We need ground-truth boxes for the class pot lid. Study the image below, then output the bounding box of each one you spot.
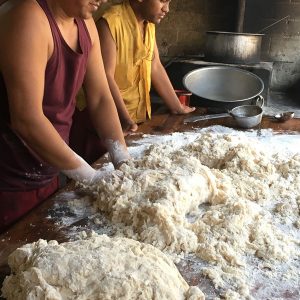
[183,66,264,103]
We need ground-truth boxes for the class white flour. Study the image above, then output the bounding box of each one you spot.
[47,126,300,300]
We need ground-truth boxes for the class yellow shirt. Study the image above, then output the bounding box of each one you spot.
[102,0,155,123]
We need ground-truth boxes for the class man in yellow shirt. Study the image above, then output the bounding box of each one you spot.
[97,0,195,133]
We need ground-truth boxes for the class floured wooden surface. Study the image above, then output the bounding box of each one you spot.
[46,126,300,300]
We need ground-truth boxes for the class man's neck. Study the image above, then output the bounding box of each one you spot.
[129,0,144,25]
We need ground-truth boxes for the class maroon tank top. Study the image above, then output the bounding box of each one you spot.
[0,0,92,191]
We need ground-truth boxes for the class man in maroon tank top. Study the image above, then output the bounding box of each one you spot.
[0,0,130,233]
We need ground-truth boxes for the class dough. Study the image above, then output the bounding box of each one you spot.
[1,234,204,300]
[81,130,300,297]
[5,129,299,299]
[91,143,219,255]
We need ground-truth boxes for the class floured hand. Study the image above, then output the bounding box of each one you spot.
[62,154,116,184]
[104,139,131,168]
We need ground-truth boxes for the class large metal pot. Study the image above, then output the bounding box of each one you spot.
[204,31,264,64]
[183,66,264,110]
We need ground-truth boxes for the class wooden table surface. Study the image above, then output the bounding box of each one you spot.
[1,108,300,298]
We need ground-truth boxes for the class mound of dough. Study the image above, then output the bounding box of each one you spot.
[91,148,218,254]
[1,234,204,300]
[82,131,300,297]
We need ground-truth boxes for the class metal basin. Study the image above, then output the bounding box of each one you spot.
[183,66,264,109]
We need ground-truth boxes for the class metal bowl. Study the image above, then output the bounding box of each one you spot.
[183,66,264,107]
[230,105,263,128]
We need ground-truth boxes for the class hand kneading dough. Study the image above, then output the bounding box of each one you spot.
[1,234,205,300]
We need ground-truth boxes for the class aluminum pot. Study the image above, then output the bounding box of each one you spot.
[204,31,264,64]
[230,105,263,128]
[183,66,264,110]
[184,104,263,129]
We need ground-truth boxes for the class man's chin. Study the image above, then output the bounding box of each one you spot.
[81,13,94,20]
[150,18,162,25]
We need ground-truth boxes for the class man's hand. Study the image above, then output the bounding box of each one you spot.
[62,154,125,184]
[104,139,131,169]
[122,119,138,136]
[91,168,121,183]
[62,155,101,184]
[171,104,196,115]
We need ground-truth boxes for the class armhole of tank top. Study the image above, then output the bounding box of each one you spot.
[35,0,57,65]
[103,16,118,51]
[78,18,92,50]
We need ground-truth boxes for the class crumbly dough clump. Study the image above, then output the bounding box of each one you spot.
[85,131,300,297]
[2,234,204,300]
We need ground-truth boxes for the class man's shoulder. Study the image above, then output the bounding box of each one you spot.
[102,3,124,19]
[1,0,45,17]
[0,0,51,52]
[0,0,49,31]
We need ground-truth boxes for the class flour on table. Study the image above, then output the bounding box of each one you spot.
[1,233,204,300]
[77,127,300,299]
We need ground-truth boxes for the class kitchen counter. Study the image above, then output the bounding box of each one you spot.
[1,108,300,299]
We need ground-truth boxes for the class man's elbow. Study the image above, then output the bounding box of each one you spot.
[10,115,41,141]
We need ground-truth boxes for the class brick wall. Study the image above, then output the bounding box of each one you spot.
[243,0,300,92]
[156,0,237,60]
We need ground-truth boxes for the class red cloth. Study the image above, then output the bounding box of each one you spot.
[69,108,107,164]
[0,176,59,233]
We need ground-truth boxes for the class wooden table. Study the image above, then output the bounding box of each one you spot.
[1,108,300,298]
